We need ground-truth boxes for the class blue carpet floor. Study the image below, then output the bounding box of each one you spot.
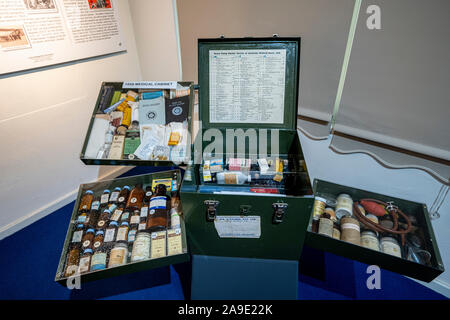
[0,166,446,300]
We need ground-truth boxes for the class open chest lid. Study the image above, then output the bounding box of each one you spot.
[198,37,301,131]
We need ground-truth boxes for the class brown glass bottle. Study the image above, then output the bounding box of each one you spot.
[78,190,94,213]
[146,184,171,231]
[117,185,131,206]
[64,244,80,277]
[96,209,111,230]
[126,184,145,210]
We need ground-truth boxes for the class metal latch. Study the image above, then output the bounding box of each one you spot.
[272,202,288,224]
[240,205,251,215]
[205,200,219,222]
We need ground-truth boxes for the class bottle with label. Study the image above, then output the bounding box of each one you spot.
[96,209,111,230]
[86,207,100,228]
[170,208,181,229]
[76,211,88,225]
[128,225,138,245]
[318,212,333,237]
[116,222,130,242]
[81,228,95,250]
[104,221,119,245]
[110,206,124,222]
[146,184,171,231]
[131,231,151,262]
[126,184,145,210]
[64,244,80,277]
[71,224,84,245]
[108,242,129,268]
[92,230,104,250]
[120,210,130,224]
[91,244,108,271]
[100,189,110,207]
[380,236,402,258]
[130,210,141,226]
[216,171,251,185]
[78,190,94,213]
[109,187,121,204]
[117,186,131,206]
[78,248,93,274]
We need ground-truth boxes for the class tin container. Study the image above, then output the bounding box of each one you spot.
[380,236,402,258]
[340,216,360,245]
[335,194,353,219]
[318,217,333,237]
[360,230,380,251]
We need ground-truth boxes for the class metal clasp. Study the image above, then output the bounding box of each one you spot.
[205,200,219,222]
[386,201,398,213]
[272,202,288,224]
[240,205,251,216]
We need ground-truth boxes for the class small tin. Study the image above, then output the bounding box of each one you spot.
[336,194,353,219]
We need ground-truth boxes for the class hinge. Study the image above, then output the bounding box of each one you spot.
[205,200,219,222]
[272,202,288,224]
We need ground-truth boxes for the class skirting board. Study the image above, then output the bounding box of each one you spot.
[0,166,132,241]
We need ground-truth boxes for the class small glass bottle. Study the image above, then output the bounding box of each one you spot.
[120,210,130,224]
[64,244,80,277]
[92,230,104,250]
[104,221,119,245]
[78,190,94,213]
[96,209,111,230]
[81,228,95,250]
[170,208,181,229]
[146,184,171,231]
[143,186,153,204]
[127,225,138,244]
[129,210,141,226]
[71,224,84,245]
[126,184,145,210]
[86,208,99,228]
[78,248,93,274]
[76,211,88,225]
[318,212,333,237]
[117,186,131,206]
[100,189,110,207]
[109,187,121,204]
[116,222,130,242]
[110,206,124,222]
[91,244,108,271]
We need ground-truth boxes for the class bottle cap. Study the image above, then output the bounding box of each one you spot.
[114,187,121,191]
[76,224,84,229]
[103,209,111,214]
[123,186,131,190]
[109,221,119,227]
[120,222,129,227]
[103,189,111,194]
[95,230,105,236]
[86,228,95,233]
[85,190,94,194]
[83,249,93,254]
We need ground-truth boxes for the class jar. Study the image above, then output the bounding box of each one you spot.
[96,209,110,229]
[336,194,353,219]
[380,236,402,258]
[311,197,327,233]
[92,230,104,250]
[170,208,181,229]
[324,207,337,222]
[361,214,379,233]
[100,189,110,206]
[361,230,380,251]
[78,190,94,213]
[104,221,119,244]
[340,216,360,245]
[108,243,128,267]
[91,246,107,271]
[71,224,84,245]
[81,228,95,250]
[64,245,80,277]
[318,213,333,237]
[116,222,129,242]
[131,231,151,262]
[78,248,93,274]
[109,187,121,204]
[332,222,341,240]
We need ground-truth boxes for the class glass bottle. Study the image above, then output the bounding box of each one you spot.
[130,210,141,226]
[91,243,108,271]
[92,230,104,250]
[71,224,84,245]
[78,248,93,274]
[127,225,138,244]
[143,186,153,204]
[146,184,171,231]
[86,207,100,228]
[120,210,130,224]
[81,228,95,250]
[104,221,119,245]
[116,222,130,242]
[117,186,131,206]
[109,187,121,204]
[96,209,111,230]
[64,244,80,277]
[126,184,145,210]
[110,205,124,222]
[100,189,110,207]
[78,190,94,213]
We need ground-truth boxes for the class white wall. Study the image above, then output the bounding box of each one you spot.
[0,0,141,238]
[128,0,181,80]
[298,130,450,297]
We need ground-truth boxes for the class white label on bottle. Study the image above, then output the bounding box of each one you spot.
[130,197,137,204]
[130,215,140,225]
[100,194,109,204]
[82,240,91,248]
[121,212,129,221]
[149,209,155,215]
[98,220,105,227]
[140,206,148,217]
[78,257,91,273]
[91,253,107,266]
[110,192,120,202]
[116,228,128,241]
[93,241,102,248]
[91,201,100,210]
[77,215,86,223]
[214,216,261,238]
[118,196,125,203]
[150,197,167,210]
[104,229,116,242]
[72,230,83,243]
[111,210,122,221]
[171,214,180,229]
[146,191,152,197]
[138,223,146,230]
[128,230,137,242]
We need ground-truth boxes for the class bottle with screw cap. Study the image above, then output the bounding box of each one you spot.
[78,190,94,213]
[109,187,121,204]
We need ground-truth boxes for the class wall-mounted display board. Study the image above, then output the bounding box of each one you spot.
[0,0,125,75]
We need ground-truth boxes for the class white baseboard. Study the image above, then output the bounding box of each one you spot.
[0,166,132,241]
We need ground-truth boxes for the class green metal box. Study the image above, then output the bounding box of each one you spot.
[55,169,189,286]
[180,37,315,261]
[80,81,194,167]
[306,179,444,282]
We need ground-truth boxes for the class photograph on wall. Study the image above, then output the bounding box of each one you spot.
[23,0,58,13]
[0,0,125,75]
[88,0,112,10]
[0,25,31,51]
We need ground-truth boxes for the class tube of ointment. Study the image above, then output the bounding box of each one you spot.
[142,91,163,100]
[104,98,125,114]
